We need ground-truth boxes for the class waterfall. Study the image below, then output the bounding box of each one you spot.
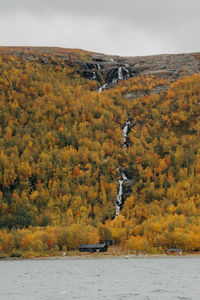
[112,67,123,83]
[92,71,97,80]
[122,172,127,180]
[124,67,130,78]
[118,67,123,80]
[115,171,128,217]
[98,83,107,93]
[115,121,130,217]
[122,121,130,147]
[112,67,130,84]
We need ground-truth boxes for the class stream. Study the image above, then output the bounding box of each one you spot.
[97,67,131,216]
[98,66,130,93]
[115,121,130,217]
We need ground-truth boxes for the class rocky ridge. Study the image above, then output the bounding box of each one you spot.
[1,47,200,93]
[81,52,200,90]
[56,51,200,95]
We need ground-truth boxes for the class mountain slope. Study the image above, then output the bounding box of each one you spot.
[1,47,200,255]
[1,46,200,87]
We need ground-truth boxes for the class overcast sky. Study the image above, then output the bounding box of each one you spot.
[0,0,200,56]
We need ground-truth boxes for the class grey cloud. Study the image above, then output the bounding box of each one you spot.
[1,0,200,18]
[1,0,200,37]
[0,0,200,56]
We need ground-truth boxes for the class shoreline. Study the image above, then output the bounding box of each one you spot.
[2,252,200,261]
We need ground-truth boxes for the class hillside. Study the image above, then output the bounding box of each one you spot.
[1,47,200,256]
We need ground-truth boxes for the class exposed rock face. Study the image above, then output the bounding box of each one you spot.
[119,167,139,181]
[79,52,200,90]
[122,179,135,193]
[1,47,200,92]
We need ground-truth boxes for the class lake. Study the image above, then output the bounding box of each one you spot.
[0,256,200,300]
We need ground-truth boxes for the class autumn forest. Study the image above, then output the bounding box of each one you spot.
[1,50,200,257]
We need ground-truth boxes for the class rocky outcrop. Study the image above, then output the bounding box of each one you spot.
[122,179,135,193]
[78,52,200,90]
[119,166,139,180]
[1,47,200,92]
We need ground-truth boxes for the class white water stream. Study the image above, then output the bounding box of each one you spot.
[98,64,130,93]
[122,121,130,147]
[97,67,131,216]
[115,121,130,217]
[112,67,130,84]
[115,172,127,216]
[92,71,97,80]
[118,67,123,80]
[98,83,107,93]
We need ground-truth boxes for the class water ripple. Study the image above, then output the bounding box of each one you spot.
[1,258,200,300]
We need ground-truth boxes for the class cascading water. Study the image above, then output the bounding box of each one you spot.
[112,67,122,83]
[115,121,130,217]
[124,67,130,78]
[118,67,123,81]
[112,67,130,84]
[98,67,131,217]
[115,172,127,216]
[96,65,131,216]
[123,121,130,147]
[92,71,97,80]
[98,83,107,93]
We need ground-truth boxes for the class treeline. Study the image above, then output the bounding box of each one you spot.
[0,224,101,257]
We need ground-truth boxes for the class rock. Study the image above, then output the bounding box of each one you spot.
[92,57,105,62]
[119,167,138,180]
[79,70,100,81]
[123,179,135,193]
[84,62,103,70]
[130,65,149,74]
[74,52,200,89]
[105,66,130,84]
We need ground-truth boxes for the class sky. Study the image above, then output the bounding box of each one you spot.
[0,0,200,56]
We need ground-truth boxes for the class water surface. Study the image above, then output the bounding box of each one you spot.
[0,257,200,300]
